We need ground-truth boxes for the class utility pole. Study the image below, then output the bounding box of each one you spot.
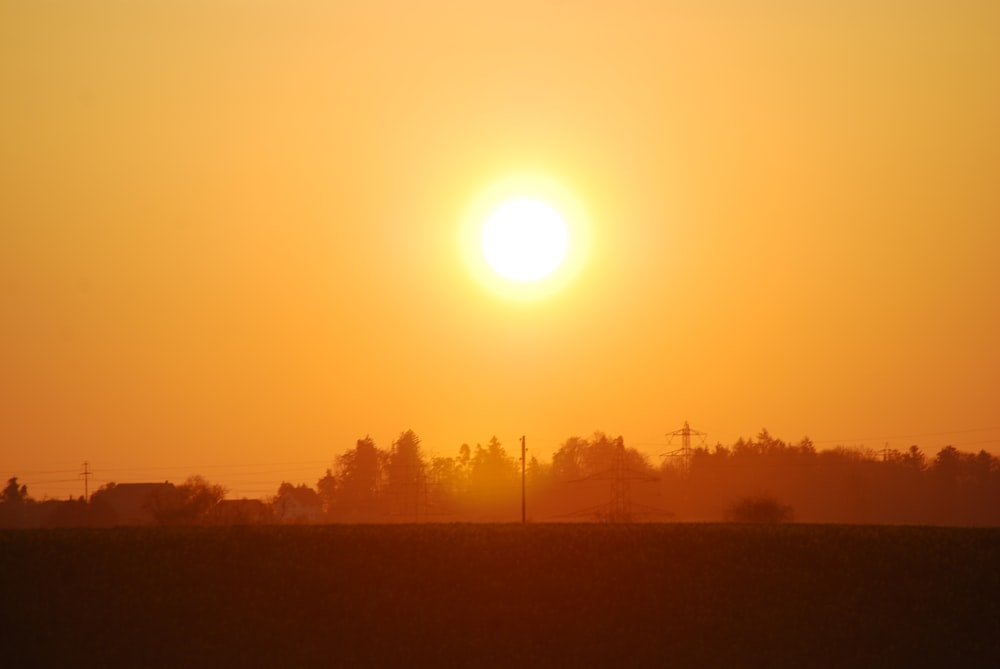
[521,435,526,524]
[565,435,660,522]
[662,421,707,476]
[80,461,92,503]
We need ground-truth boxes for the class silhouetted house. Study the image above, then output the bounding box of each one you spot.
[273,486,323,524]
[212,498,271,525]
[96,482,176,525]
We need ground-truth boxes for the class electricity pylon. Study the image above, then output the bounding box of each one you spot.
[568,436,659,522]
[662,421,707,476]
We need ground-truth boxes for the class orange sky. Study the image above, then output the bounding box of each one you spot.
[3,1,999,500]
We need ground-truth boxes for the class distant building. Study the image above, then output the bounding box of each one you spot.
[94,482,176,525]
[273,485,323,524]
[212,498,271,525]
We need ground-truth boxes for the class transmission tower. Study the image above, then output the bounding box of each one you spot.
[662,421,707,476]
[608,437,629,521]
[568,436,659,522]
[879,443,891,463]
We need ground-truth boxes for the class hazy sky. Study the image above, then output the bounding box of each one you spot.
[3,1,998,499]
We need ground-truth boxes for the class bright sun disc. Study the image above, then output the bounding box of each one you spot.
[481,199,568,282]
[459,171,591,301]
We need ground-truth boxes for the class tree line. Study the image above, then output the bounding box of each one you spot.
[3,428,999,527]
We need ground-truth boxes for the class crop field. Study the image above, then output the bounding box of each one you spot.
[2,524,999,667]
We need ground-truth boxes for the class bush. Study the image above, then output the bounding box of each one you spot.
[725,494,794,523]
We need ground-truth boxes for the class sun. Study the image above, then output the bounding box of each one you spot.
[460,171,591,301]
[481,198,568,282]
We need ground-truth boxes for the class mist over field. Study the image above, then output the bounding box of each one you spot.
[5,430,999,528]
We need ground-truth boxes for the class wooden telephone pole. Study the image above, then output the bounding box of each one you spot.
[81,461,92,503]
[521,435,526,524]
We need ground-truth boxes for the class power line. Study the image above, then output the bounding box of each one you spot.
[951,439,1000,448]
[813,425,1000,444]
[7,468,80,476]
[94,459,332,473]
[633,426,1000,449]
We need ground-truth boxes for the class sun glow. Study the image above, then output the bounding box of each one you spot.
[461,172,590,301]
[481,199,568,282]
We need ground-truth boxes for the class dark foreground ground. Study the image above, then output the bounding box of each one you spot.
[1,524,998,668]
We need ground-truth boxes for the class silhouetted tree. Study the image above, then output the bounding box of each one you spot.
[149,476,226,525]
[0,477,32,528]
[428,454,464,514]
[468,437,518,511]
[967,449,1000,525]
[457,443,472,482]
[903,445,926,471]
[2,477,29,504]
[551,436,589,480]
[553,433,654,480]
[316,469,337,516]
[526,454,546,485]
[334,436,387,520]
[725,494,794,523]
[384,430,426,521]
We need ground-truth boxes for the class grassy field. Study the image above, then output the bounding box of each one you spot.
[2,524,998,667]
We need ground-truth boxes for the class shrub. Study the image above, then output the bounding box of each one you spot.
[725,494,794,523]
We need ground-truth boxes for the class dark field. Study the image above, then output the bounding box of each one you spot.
[2,524,999,668]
